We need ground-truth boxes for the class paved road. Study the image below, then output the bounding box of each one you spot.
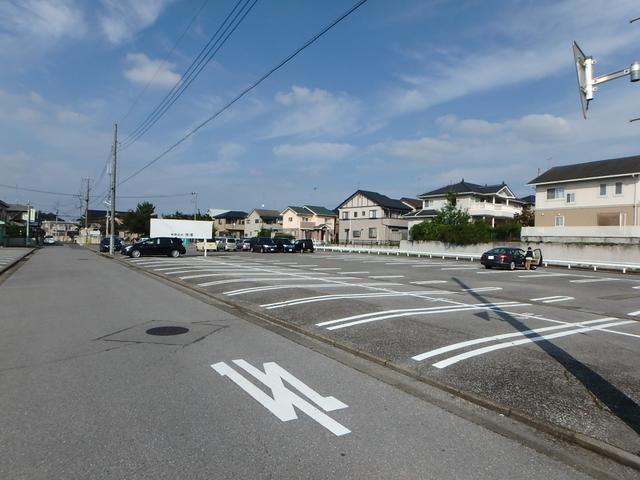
[123,250,640,462]
[1,246,634,479]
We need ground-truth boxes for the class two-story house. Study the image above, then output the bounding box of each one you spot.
[244,209,282,238]
[280,205,338,242]
[405,180,523,231]
[522,154,640,242]
[41,220,78,242]
[337,190,411,245]
[213,211,247,238]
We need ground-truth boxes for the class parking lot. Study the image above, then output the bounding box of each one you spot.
[123,250,640,456]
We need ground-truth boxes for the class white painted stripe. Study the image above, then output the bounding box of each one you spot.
[411,280,448,285]
[317,301,526,328]
[312,267,341,271]
[198,276,358,287]
[633,286,640,289]
[368,275,404,279]
[517,273,578,278]
[326,303,530,331]
[628,310,640,316]
[462,287,502,293]
[412,318,616,361]
[441,266,479,270]
[411,263,451,267]
[262,291,454,309]
[180,272,292,280]
[530,295,574,303]
[224,282,401,296]
[338,271,369,275]
[570,278,619,283]
[432,320,636,368]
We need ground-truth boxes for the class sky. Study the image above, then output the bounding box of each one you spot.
[1,0,640,220]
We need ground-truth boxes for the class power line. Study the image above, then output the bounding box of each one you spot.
[0,183,81,197]
[120,0,256,150]
[120,0,211,125]
[119,0,369,186]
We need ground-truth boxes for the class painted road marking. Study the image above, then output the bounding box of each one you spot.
[628,311,640,316]
[462,287,503,293]
[412,318,616,361]
[530,295,574,303]
[368,275,404,279]
[318,302,530,330]
[262,290,456,309]
[312,267,341,271]
[570,278,620,283]
[338,271,369,275]
[198,276,358,287]
[212,360,350,436]
[224,282,404,296]
[180,271,299,280]
[441,266,479,270]
[516,273,580,279]
[432,320,635,369]
[411,280,448,285]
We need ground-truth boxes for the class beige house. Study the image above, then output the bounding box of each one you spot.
[523,155,640,243]
[405,180,524,231]
[243,209,282,238]
[41,220,78,242]
[337,190,411,245]
[280,205,337,242]
[213,211,247,238]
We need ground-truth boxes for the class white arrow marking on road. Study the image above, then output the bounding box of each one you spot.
[211,360,350,436]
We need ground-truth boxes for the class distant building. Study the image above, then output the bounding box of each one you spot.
[213,211,247,238]
[0,200,8,245]
[523,154,640,243]
[41,220,78,242]
[280,205,338,242]
[207,208,230,218]
[244,209,282,238]
[336,190,411,244]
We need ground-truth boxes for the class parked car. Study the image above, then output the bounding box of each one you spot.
[195,239,218,252]
[217,237,237,251]
[251,237,277,253]
[127,237,186,258]
[293,238,314,253]
[240,239,252,251]
[121,238,148,255]
[480,247,543,270]
[43,235,56,245]
[99,237,123,252]
[274,237,295,253]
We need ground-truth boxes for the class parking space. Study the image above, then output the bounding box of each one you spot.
[123,250,640,455]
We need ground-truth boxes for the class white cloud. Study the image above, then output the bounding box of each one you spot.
[99,0,172,45]
[123,53,181,88]
[273,142,355,160]
[267,86,361,139]
[0,0,86,39]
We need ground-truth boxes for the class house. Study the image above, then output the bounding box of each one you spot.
[405,180,524,231]
[336,190,411,245]
[6,203,34,225]
[213,211,247,238]
[522,154,640,243]
[0,200,8,245]
[41,220,78,242]
[244,209,282,238]
[280,205,338,242]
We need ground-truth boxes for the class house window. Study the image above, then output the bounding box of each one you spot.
[599,183,607,196]
[352,230,361,238]
[288,217,292,222]
[555,215,564,227]
[362,211,366,216]
[615,182,623,195]
[254,219,260,224]
[425,199,433,207]
[566,193,575,203]
[369,210,377,219]
[546,187,564,200]
[353,211,358,218]
[368,227,377,238]
[342,212,349,220]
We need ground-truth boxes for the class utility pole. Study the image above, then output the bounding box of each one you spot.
[84,178,90,245]
[25,201,31,247]
[109,124,118,255]
[192,191,198,220]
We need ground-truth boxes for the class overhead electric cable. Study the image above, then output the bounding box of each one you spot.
[119,0,369,186]
[120,0,211,124]
[0,183,81,197]
[119,0,255,150]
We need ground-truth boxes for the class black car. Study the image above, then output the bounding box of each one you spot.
[251,237,277,253]
[480,247,542,270]
[127,237,186,258]
[99,237,122,252]
[274,237,295,253]
[293,238,314,253]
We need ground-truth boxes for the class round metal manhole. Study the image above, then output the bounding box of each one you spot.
[146,326,189,336]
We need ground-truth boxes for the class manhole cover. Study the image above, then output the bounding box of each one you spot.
[146,326,189,336]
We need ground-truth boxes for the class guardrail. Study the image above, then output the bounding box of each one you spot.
[315,245,640,273]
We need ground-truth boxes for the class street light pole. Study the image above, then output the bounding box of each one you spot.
[192,192,198,220]
[109,124,117,255]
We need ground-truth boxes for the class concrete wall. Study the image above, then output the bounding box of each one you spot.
[400,239,640,264]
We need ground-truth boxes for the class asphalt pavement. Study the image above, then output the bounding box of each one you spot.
[1,246,636,479]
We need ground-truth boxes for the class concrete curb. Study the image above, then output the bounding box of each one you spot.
[100,249,640,472]
[0,248,36,276]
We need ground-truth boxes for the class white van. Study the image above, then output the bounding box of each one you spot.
[217,237,237,251]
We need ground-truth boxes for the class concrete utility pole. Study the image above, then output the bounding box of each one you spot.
[25,201,31,247]
[192,192,198,220]
[84,178,91,245]
[109,124,118,255]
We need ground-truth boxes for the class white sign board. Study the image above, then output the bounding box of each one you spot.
[150,218,213,239]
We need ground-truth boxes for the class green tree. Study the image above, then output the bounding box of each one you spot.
[124,201,156,235]
[37,211,58,221]
[513,205,535,227]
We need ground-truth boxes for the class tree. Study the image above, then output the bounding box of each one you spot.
[38,211,57,221]
[513,206,535,227]
[124,202,156,235]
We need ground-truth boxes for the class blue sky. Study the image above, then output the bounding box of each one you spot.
[1,0,640,219]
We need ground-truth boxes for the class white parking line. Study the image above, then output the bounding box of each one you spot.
[570,278,620,283]
[225,282,403,296]
[628,310,640,316]
[412,318,617,361]
[338,271,369,275]
[181,271,295,280]
[262,290,456,309]
[516,273,579,279]
[462,287,502,293]
[198,276,358,287]
[441,266,479,271]
[432,319,636,369]
[318,302,530,330]
[312,267,341,271]
[368,275,404,279]
[411,280,448,285]
[530,295,574,303]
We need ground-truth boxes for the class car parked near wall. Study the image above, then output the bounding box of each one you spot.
[239,239,252,251]
[217,237,237,251]
[480,247,542,270]
[293,238,314,253]
[127,237,186,258]
[99,237,122,252]
[274,237,295,253]
[251,237,277,253]
[195,239,218,252]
